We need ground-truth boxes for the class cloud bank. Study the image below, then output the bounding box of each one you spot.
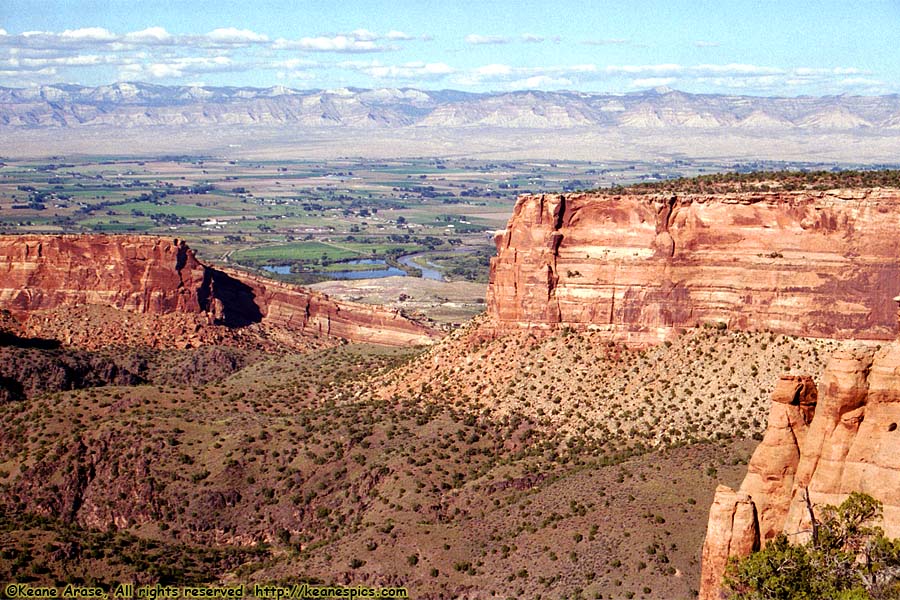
[0,24,888,95]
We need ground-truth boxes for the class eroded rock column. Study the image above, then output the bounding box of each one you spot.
[699,375,817,600]
[740,375,817,543]
[699,487,759,600]
[781,345,875,542]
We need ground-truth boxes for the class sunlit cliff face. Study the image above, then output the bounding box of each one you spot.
[487,189,900,344]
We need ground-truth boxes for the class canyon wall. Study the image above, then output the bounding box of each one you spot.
[0,234,438,347]
[699,342,900,599]
[487,189,900,344]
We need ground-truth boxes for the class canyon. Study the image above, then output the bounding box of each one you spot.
[487,187,900,344]
[5,177,900,596]
[0,234,438,348]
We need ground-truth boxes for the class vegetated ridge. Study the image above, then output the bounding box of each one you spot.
[610,168,900,193]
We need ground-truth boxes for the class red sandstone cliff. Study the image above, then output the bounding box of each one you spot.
[0,235,438,347]
[699,342,900,599]
[487,189,900,343]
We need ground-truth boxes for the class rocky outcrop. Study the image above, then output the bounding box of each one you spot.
[487,190,900,344]
[220,267,437,345]
[699,340,900,599]
[0,235,438,347]
[699,375,818,599]
[0,234,207,315]
[741,375,817,543]
[699,487,759,599]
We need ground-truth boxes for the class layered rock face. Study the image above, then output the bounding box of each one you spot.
[487,189,900,343]
[0,235,437,347]
[0,234,207,315]
[699,344,900,599]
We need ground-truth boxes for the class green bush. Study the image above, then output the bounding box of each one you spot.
[725,492,900,599]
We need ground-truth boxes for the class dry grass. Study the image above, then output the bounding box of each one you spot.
[379,317,839,448]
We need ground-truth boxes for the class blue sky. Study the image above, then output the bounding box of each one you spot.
[0,0,897,95]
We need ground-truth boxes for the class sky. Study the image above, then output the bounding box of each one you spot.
[0,0,898,95]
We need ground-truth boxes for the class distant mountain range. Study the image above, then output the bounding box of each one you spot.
[2,83,900,131]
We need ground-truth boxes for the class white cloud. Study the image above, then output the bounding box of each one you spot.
[386,30,414,41]
[0,25,271,50]
[0,26,420,54]
[600,63,865,81]
[833,67,865,75]
[369,61,454,79]
[453,63,599,87]
[145,63,185,78]
[693,41,720,48]
[0,66,56,77]
[565,64,598,74]
[607,64,878,93]
[275,35,384,52]
[271,28,418,51]
[465,34,510,45]
[514,75,572,88]
[605,64,683,75]
[3,54,107,69]
[119,56,235,79]
[205,27,268,43]
[689,75,780,89]
[301,36,378,52]
[124,27,173,43]
[448,61,851,91]
[274,58,318,69]
[59,55,105,66]
[694,63,782,75]
[0,25,425,85]
[339,59,454,80]
[59,27,116,41]
[0,24,886,96]
[276,70,314,82]
[840,77,884,86]
[794,66,864,76]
